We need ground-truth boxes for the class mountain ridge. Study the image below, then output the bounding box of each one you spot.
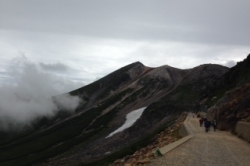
[2,56,250,166]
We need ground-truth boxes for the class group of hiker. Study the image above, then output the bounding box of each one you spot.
[199,117,217,132]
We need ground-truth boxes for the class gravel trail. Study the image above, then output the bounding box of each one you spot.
[148,113,250,166]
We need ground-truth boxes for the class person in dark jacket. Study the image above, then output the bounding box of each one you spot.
[204,119,211,132]
[207,120,211,131]
[213,120,217,131]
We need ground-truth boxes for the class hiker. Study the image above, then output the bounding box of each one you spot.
[199,117,203,127]
[213,120,217,131]
[207,120,211,131]
[204,118,210,132]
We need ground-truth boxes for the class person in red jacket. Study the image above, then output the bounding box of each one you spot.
[199,117,204,127]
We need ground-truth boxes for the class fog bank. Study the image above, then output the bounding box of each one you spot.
[0,57,83,131]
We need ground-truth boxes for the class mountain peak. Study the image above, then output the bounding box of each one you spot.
[133,61,144,65]
[129,61,145,67]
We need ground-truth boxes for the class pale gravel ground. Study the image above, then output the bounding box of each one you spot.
[148,113,250,166]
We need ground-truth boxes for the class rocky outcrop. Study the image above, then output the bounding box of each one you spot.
[217,54,250,89]
[204,55,250,131]
[207,82,250,130]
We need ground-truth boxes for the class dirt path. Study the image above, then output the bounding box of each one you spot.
[148,113,250,166]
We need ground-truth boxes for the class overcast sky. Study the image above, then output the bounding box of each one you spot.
[1,0,250,91]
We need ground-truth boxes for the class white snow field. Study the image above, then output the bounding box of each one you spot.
[106,107,147,138]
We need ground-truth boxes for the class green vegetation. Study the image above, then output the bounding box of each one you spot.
[206,89,227,108]
[171,83,197,104]
[158,83,199,112]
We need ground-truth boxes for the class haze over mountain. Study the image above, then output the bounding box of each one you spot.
[0,57,83,131]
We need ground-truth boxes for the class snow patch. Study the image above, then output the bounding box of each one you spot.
[106,107,147,138]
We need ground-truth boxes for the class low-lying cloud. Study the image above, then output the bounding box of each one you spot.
[0,57,83,131]
[224,60,237,68]
[39,62,69,72]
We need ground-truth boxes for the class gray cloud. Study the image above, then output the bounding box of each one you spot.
[1,0,250,46]
[224,60,237,68]
[39,62,69,72]
[0,30,249,85]
[0,57,83,131]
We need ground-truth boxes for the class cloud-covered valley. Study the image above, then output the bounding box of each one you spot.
[0,57,83,131]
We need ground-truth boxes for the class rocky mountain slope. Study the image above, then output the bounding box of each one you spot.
[206,54,250,131]
[0,59,232,166]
